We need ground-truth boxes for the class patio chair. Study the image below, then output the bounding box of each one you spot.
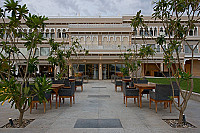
[58,81,75,107]
[51,79,65,100]
[137,79,150,99]
[129,79,137,88]
[115,76,122,92]
[149,84,172,113]
[75,76,83,92]
[123,81,139,107]
[172,81,180,106]
[30,85,52,113]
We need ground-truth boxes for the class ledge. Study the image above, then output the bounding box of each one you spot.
[182,90,200,102]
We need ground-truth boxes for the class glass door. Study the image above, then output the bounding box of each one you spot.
[86,64,99,79]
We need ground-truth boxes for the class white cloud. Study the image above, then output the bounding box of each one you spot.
[1,0,154,16]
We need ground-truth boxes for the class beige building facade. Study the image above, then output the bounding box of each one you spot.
[1,16,200,79]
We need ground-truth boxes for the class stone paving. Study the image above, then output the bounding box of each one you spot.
[0,80,199,133]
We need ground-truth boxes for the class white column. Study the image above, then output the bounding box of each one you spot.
[99,63,102,80]
[57,65,60,74]
[15,64,18,75]
[36,64,39,74]
[69,63,72,76]
[160,63,163,72]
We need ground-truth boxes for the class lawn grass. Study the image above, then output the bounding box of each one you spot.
[147,78,200,94]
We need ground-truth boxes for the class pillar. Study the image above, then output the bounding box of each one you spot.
[15,64,18,76]
[160,63,163,72]
[69,63,72,77]
[99,63,102,80]
[36,64,39,74]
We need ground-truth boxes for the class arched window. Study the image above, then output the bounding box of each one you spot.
[46,29,50,38]
[150,28,153,36]
[140,28,144,36]
[62,29,66,38]
[194,28,197,36]
[154,27,157,36]
[50,29,55,39]
[57,29,61,38]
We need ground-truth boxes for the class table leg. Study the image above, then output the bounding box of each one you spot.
[56,92,58,109]
[139,88,142,108]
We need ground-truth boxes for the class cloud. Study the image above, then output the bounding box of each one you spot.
[1,0,154,16]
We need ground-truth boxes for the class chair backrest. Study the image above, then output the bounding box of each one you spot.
[137,79,148,84]
[129,81,134,87]
[64,79,70,87]
[172,81,180,96]
[122,81,127,93]
[70,81,75,93]
[172,81,179,91]
[155,84,172,100]
[124,76,131,79]
[69,76,75,79]
[52,80,64,84]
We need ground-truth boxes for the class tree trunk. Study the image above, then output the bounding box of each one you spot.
[19,111,24,127]
[178,110,183,125]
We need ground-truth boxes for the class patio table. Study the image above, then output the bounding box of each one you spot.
[51,84,65,109]
[122,78,131,82]
[134,83,156,108]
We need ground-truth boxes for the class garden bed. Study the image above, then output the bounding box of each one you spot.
[163,119,196,128]
[1,119,34,128]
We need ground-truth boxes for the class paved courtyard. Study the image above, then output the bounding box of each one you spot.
[0,80,199,133]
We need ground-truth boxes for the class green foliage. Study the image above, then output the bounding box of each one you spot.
[27,56,39,73]
[120,67,129,76]
[0,0,49,126]
[34,75,52,103]
[131,10,146,29]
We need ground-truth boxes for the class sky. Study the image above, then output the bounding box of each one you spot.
[0,0,154,17]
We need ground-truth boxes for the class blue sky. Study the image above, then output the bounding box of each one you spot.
[0,0,154,16]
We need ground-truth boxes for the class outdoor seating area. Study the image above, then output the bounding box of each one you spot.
[113,74,177,113]
[0,79,199,132]
[30,76,85,113]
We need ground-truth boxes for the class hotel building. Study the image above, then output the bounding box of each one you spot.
[1,16,200,79]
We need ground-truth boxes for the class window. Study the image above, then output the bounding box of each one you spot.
[50,29,55,39]
[18,29,22,38]
[154,27,157,36]
[35,48,39,56]
[62,29,66,38]
[150,28,153,36]
[40,47,50,56]
[57,29,61,38]
[194,28,197,36]
[185,45,198,53]
[140,28,144,36]
[147,44,155,49]
[145,28,148,36]
[189,29,193,36]
[133,28,137,36]
[156,45,160,52]
[19,48,28,56]
[160,27,163,32]
[46,33,50,38]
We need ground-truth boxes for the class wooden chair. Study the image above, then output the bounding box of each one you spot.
[30,92,52,113]
[122,81,139,107]
[58,81,75,107]
[149,84,172,113]
[75,76,83,92]
[115,76,122,92]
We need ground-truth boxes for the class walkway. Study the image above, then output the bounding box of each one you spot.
[0,80,199,133]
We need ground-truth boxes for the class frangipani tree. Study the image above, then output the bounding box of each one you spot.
[0,0,51,126]
[135,0,200,124]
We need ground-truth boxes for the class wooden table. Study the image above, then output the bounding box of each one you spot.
[122,78,131,82]
[69,79,75,82]
[51,84,65,109]
[134,83,156,108]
